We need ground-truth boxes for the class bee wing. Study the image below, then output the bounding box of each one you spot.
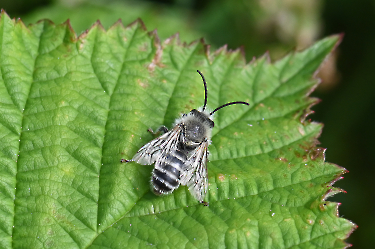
[132,126,181,165]
[180,141,209,202]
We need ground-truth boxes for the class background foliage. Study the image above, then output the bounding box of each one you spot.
[2,0,373,248]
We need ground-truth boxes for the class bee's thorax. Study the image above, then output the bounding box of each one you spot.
[179,109,214,146]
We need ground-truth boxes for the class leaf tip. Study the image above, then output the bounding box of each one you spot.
[126,18,147,31]
[148,29,160,45]
[109,18,124,29]
[329,33,345,49]
[78,20,105,40]
[209,44,247,65]
[0,8,9,18]
[164,33,181,46]
[230,45,247,63]
[93,19,105,29]
[0,9,16,23]
[61,19,76,35]
[261,50,272,63]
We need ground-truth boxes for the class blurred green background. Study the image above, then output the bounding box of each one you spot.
[2,0,373,248]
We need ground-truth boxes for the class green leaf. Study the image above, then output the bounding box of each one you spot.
[0,11,355,249]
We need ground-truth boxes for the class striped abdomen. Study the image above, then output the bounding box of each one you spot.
[151,150,187,195]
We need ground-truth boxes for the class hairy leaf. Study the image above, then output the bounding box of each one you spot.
[0,11,355,249]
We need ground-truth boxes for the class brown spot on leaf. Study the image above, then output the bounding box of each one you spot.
[277,157,288,162]
[148,41,165,72]
[218,174,225,182]
[298,126,305,136]
[79,41,85,50]
[138,42,149,52]
[319,203,327,211]
[255,103,264,110]
[307,219,314,225]
[309,147,325,160]
[137,78,149,88]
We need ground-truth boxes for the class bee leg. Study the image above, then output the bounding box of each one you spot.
[201,201,209,206]
[148,126,168,136]
[120,159,132,163]
[158,126,169,134]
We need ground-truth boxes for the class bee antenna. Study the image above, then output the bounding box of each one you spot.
[210,101,249,115]
[197,70,208,111]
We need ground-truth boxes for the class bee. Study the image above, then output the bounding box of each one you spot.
[123,70,249,204]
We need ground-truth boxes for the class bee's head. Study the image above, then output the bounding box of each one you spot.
[180,70,250,145]
[183,109,213,144]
